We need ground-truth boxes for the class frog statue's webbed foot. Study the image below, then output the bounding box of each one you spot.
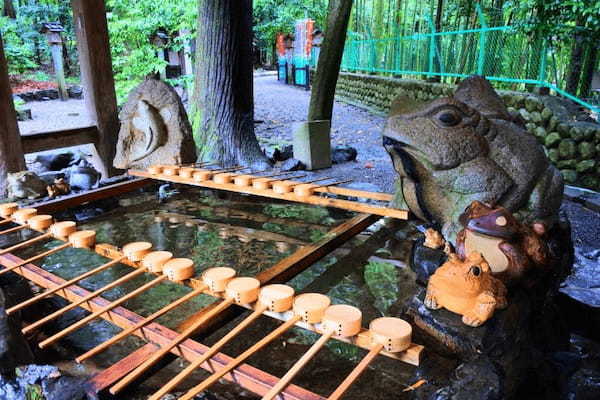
[424,290,442,310]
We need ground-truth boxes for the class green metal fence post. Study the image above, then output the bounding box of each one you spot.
[476,4,487,75]
[538,40,548,83]
[426,16,435,77]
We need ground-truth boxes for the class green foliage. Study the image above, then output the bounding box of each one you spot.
[253,0,328,48]
[106,0,196,103]
[0,0,76,75]
[364,260,398,314]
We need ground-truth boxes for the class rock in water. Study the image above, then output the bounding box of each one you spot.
[6,171,47,200]
[331,145,357,164]
[113,79,196,170]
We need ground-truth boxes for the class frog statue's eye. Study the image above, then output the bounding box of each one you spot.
[470,265,481,277]
[435,109,462,127]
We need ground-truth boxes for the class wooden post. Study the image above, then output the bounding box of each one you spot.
[41,23,69,101]
[71,0,119,178]
[0,32,26,195]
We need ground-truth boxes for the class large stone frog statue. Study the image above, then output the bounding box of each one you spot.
[383,76,563,241]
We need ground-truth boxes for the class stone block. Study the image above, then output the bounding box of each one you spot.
[292,120,332,170]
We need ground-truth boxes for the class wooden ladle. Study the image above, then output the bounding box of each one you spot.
[109,267,241,394]
[251,174,307,191]
[0,215,57,256]
[38,255,197,349]
[21,240,152,335]
[179,293,331,400]
[149,283,295,400]
[192,166,244,182]
[6,241,151,315]
[0,202,19,225]
[327,317,413,400]
[272,177,333,195]
[75,266,236,363]
[0,227,91,277]
[233,171,294,187]
[293,180,353,198]
[262,304,363,400]
[0,208,38,235]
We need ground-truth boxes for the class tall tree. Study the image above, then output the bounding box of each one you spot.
[193,0,269,168]
[308,0,353,122]
[2,0,16,19]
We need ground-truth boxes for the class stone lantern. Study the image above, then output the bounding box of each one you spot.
[40,22,68,100]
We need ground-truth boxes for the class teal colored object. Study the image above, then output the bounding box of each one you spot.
[323,13,599,113]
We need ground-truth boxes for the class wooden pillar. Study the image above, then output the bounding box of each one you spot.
[71,0,119,177]
[0,32,26,195]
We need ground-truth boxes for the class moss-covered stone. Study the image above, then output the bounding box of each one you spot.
[548,116,559,131]
[558,139,577,159]
[570,127,585,142]
[534,127,547,138]
[525,96,542,112]
[530,111,542,123]
[541,107,553,121]
[576,160,596,173]
[557,160,577,169]
[578,141,596,159]
[519,108,531,121]
[544,132,561,148]
[547,149,560,163]
[580,175,599,189]
[561,169,578,184]
[557,123,570,137]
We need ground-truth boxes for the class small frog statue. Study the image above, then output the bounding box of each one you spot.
[425,251,508,327]
[455,201,549,285]
[46,177,71,199]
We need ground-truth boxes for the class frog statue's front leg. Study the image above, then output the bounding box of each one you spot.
[462,291,497,327]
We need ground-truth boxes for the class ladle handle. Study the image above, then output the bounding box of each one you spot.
[38,275,169,349]
[7,256,127,315]
[76,284,207,363]
[22,267,147,334]
[149,304,269,400]
[0,224,28,235]
[262,330,335,400]
[179,315,302,400]
[0,242,71,276]
[327,343,384,400]
[0,232,52,256]
[109,296,236,395]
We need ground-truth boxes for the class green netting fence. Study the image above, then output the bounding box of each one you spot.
[327,5,599,113]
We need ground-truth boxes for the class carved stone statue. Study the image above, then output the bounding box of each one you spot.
[6,171,47,200]
[113,79,196,170]
[383,75,563,241]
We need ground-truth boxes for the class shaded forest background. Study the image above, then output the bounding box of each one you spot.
[0,0,598,103]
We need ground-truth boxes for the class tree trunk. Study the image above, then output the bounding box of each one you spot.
[193,0,269,168]
[579,43,598,99]
[0,33,26,195]
[308,0,353,122]
[565,17,587,95]
[2,0,16,18]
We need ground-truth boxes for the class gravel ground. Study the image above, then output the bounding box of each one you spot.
[254,75,396,192]
[17,98,92,135]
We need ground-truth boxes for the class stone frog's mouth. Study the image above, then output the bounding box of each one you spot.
[383,135,421,182]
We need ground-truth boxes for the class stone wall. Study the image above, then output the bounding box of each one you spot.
[334,72,600,191]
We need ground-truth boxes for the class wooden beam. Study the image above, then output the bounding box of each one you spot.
[31,178,151,214]
[0,32,26,194]
[130,170,409,220]
[21,126,99,154]
[71,0,120,178]
[0,253,324,400]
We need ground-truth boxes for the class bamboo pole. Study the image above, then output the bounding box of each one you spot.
[6,256,126,315]
[0,242,71,276]
[109,297,235,394]
[326,343,384,400]
[0,232,53,256]
[179,316,302,400]
[149,303,269,400]
[263,330,335,400]
[22,267,147,335]
[75,284,207,363]
[38,274,169,348]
